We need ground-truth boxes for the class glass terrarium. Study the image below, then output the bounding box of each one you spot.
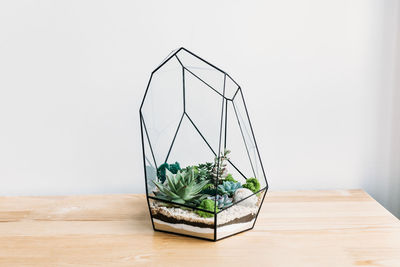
[140,47,268,241]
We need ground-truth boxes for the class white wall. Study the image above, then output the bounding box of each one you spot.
[0,1,399,217]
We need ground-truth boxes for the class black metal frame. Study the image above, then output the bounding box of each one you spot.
[139,47,269,241]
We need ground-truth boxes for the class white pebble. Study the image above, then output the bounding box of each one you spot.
[233,188,257,208]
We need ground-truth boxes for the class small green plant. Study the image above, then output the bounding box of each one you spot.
[157,162,181,183]
[201,183,217,196]
[197,162,213,182]
[243,177,260,193]
[195,199,219,218]
[217,181,241,197]
[224,173,237,183]
[181,164,212,183]
[153,169,208,205]
[198,162,213,172]
[212,194,233,208]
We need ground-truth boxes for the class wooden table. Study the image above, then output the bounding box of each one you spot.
[0,190,399,267]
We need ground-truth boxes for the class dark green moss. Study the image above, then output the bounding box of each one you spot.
[157,162,181,183]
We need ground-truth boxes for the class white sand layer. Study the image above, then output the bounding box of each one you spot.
[217,219,255,239]
[153,218,255,240]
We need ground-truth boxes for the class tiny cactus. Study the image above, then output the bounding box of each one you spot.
[211,149,230,183]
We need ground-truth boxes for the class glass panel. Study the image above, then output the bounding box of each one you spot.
[141,116,157,194]
[216,189,266,240]
[225,100,256,179]
[141,56,184,166]
[176,49,225,96]
[167,115,216,172]
[149,198,215,240]
[232,90,267,189]
[154,48,179,71]
[184,68,224,154]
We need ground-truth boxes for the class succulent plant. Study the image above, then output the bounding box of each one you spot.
[153,169,208,205]
[242,177,261,193]
[198,162,213,171]
[196,166,211,183]
[195,199,219,218]
[224,173,237,183]
[209,194,233,209]
[197,162,213,181]
[182,164,210,183]
[217,181,241,197]
[157,162,181,183]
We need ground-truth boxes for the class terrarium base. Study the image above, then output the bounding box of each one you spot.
[154,219,214,239]
[153,218,255,240]
[149,194,261,240]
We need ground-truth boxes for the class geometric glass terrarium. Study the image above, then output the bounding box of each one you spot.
[140,47,268,241]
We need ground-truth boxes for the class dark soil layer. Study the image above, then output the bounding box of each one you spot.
[152,211,256,229]
[152,212,214,228]
[218,213,256,227]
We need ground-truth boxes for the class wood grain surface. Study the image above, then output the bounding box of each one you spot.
[0,190,399,267]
